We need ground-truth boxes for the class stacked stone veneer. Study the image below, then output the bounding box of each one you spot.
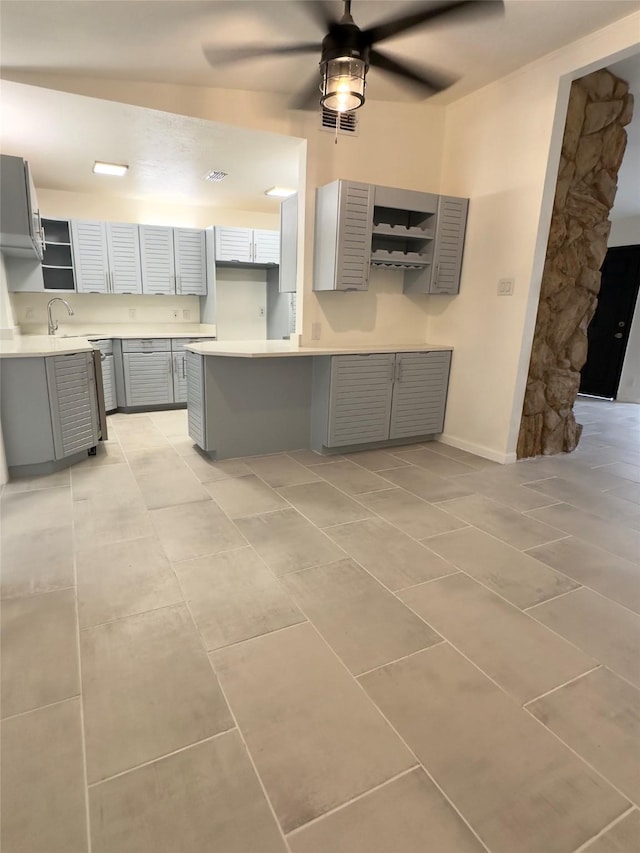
[517,69,634,458]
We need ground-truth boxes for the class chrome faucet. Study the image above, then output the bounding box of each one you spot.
[47,298,74,335]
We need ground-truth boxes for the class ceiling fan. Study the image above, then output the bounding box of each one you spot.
[204,0,505,113]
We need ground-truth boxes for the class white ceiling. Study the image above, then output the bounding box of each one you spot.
[1,0,639,105]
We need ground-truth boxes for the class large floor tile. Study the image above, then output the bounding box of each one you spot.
[393,447,477,477]
[81,603,232,782]
[311,459,392,495]
[524,476,639,522]
[0,524,74,599]
[325,517,457,590]
[282,558,440,675]
[399,573,595,703]
[607,480,640,506]
[150,500,246,562]
[1,588,80,717]
[529,503,640,564]
[174,547,304,650]
[73,497,155,550]
[287,449,344,467]
[360,643,629,853]
[427,527,579,609]
[76,536,183,628]
[71,462,141,502]
[357,486,468,539]
[453,468,562,511]
[233,508,344,576]
[529,588,640,688]
[148,408,189,437]
[2,467,70,493]
[211,623,414,833]
[278,481,372,528]
[598,461,640,484]
[109,416,169,450]
[205,474,287,518]
[379,465,474,502]
[528,667,640,804]
[288,767,484,853]
[1,699,88,853]
[245,453,320,487]
[527,536,640,614]
[67,438,126,468]
[183,452,253,482]
[428,441,499,470]
[0,485,71,534]
[89,731,286,853]
[131,455,211,510]
[582,810,640,853]
[441,493,565,549]
[343,448,410,471]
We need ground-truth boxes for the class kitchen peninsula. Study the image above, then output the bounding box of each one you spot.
[184,340,453,460]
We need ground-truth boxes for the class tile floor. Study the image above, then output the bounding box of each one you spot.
[1,397,639,853]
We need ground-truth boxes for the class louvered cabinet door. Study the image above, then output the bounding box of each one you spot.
[102,354,117,411]
[389,351,452,440]
[106,223,143,294]
[174,228,207,295]
[186,352,206,448]
[327,354,394,447]
[172,352,188,403]
[123,352,174,406]
[336,181,374,291]
[139,225,176,294]
[252,229,280,264]
[431,196,468,295]
[214,227,253,263]
[46,352,100,459]
[71,220,110,293]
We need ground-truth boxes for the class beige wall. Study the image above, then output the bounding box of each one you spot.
[215,268,267,340]
[426,16,640,461]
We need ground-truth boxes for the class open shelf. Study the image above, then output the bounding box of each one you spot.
[41,218,75,291]
[371,223,434,240]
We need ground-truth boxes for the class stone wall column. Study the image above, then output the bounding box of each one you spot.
[517,68,634,458]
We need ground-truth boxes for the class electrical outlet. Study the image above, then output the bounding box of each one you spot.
[171,309,179,320]
[311,322,321,340]
[128,308,136,320]
[182,309,190,321]
[259,306,265,317]
[498,278,515,296]
[25,306,34,320]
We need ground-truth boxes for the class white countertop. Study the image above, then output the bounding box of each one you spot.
[0,335,95,358]
[18,323,217,340]
[185,340,453,358]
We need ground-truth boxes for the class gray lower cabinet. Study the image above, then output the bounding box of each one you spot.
[186,351,206,447]
[172,351,188,403]
[312,350,452,451]
[46,352,100,458]
[92,340,117,411]
[123,350,174,407]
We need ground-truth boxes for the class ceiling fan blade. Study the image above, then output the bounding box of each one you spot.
[362,0,504,46]
[369,48,458,95]
[289,73,323,111]
[298,0,340,31]
[203,42,320,68]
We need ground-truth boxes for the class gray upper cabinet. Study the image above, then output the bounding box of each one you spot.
[279,194,298,293]
[214,227,279,265]
[389,351,452,439]
[0,155,44,260]
[327,353,395,446]
[46,352,100,458]
[72,220,142,294]
[313,180,374,291]
[140,226,207,295]
[430,196,469,295]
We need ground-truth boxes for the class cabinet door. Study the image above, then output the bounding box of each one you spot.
[327,353,394,447]
[174,228,207,295]
[139,225,176,294]
[46,352,100,458]
[336,181,374,291]
[389,351,452,439]
[279,194,297,293]
[106,223,143,294]
[172,352,188,403]
[71,220,110,293]
[101,354,117,411]
[123,352,174,406]
[431,196,468,295]
[252,229,280,264]
[186,351,206,448]
[214,227,253,263]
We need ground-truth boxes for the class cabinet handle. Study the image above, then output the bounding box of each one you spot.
[389,361,395,381]
[395,359,403,383]
[434,263,440,283]
[182,355,186,379]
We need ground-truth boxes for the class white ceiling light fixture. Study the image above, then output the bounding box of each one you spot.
[264,186,296,198]
[205,170,228,182]
[93,160,128,177]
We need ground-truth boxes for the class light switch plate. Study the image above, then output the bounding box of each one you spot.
[128,308,136,320]
[498,278,515,295]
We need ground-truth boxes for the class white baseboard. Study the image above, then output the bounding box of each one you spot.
[438,433,517,465]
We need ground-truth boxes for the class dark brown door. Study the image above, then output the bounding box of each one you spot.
[580,245,640,398]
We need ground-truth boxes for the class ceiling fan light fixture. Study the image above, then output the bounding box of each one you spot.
[320,56,367,113]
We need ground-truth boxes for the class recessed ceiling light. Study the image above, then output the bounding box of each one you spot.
[265,186,296,198]
[205,170,228,183]
[93,161,128,177]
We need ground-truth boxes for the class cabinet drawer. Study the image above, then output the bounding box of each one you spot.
[122,338,171,352]
[171,337,214,352]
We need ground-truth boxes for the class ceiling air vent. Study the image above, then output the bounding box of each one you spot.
[320,107,359,136]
